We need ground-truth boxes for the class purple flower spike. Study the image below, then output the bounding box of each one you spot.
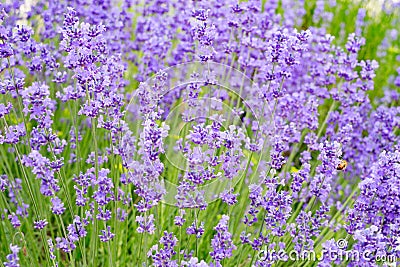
[4,244,20,267]
[51,197,66,215]
[99,225,114,242]
[210,215,236,263]
[34,219,48,230]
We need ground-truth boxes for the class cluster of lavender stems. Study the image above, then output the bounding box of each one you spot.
[0,1,399,267]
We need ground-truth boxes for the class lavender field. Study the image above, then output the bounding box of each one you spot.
[0,0,399,266]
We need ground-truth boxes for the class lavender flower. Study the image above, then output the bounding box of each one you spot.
[186,221,205,239]
[99,225,115,242]
[148,231,178,266]
[0,1,398,266]
[0,174,7,191]
[55,237,76,253]
[219,189,238,206]
[4,244,20,267]
[51,197,66,215]
[34,219,48,230]
[8,213,20,228]
[47,239,56,260]
[136,214,156,234]
[210,215,236,263]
